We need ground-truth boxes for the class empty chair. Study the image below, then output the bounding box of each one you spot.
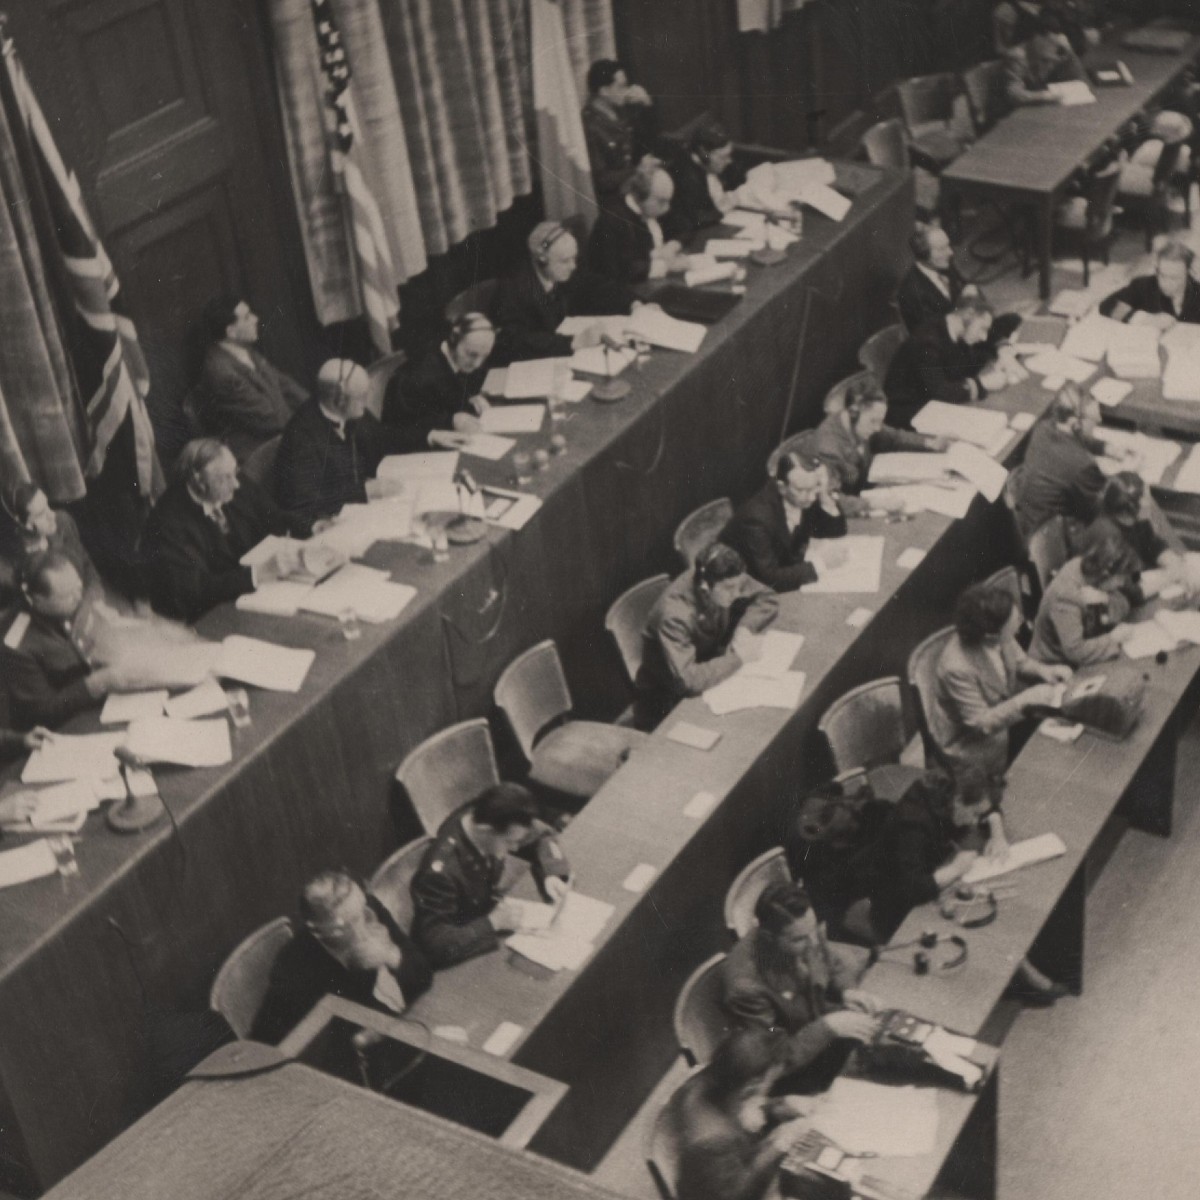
[209,916,294,1038]
[368,836,433,932]
[1117,137,1190,251]
[673,498,734,570]
[395,719,500,836]
[859,118,908,171]
[1027,515,1070,592]
[494,639,648,804]
[1052,161,1122,287]
[906,625,956,766]
[365,349,407,420]
[723,848,791,939]
[896,72,967,170]
[444,278,499,323]
[241,434,282,491]
[605,574,671,686]
[818,676,915,775]
[857,323,907,382]
[673,953,729,1066]
[961,59,1009,134]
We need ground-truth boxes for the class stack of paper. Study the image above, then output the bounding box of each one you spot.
[867,452,953,484]
[704,238,754,258]
[0,779,103,833]
[911,401,1010,450]
[1023,348,1098,384]
[214,636,315,692]
[1092,377,1132,408]
[124,717,233,768]
[963,832,1067,883]
[724,209,767,238]
[1059,312,1128,362]
[1098,428,1180,485]
[1048,289,1096,320]
[570,344,635,377]
[624,306,707,353]
[1122,620,1180,659]
[0,841,59,890]
[704,670,806,715]
[481,404,544,434]
[811,1078,939,1157]
[299,564,416,623]
[683,260,738,288]
[557,316,630,340]
[1155,608,1200,645]
[504,359,557,399]
[1106,324,1162,380]
[861,482,976,519]
[805,535,886,593]
[22,732,125,784]
[947,441,1008,502]
[506,892,615,972]
[1047,80,1096,106]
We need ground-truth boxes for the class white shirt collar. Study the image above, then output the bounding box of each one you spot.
[186,484,222,519]
[782,497,804,531]
[441,342,459,373]
[626,193,663,248]
[318,403,347,437]
[917,261,952,298]
[219,341,256,371]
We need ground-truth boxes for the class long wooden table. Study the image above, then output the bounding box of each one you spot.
[0,162,914,1194]
[942,31,1200,299]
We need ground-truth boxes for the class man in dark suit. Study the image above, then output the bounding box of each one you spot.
[720,452,847,592]
[251,869,433,1045]
[491,221,634,363]
[884,295,997,430]
[664,125,733,240]
[589,165,685,285]
[382,314,494,451]
[1099,239,1200,325]
[275,359,396,528]
[198,296,308,462]
[141,438,304,623]
[581,59,657,210]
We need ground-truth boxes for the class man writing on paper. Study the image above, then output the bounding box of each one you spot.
[719,450,848,592]
[275,359,395,528]
[589,164,692,286]
[141,438,309,623]
[1099,238,1200,326]
[1004,12,1087,106]
[634,543,780,730]
[491,221,635,364]
[252,869,433,1045]
[410,783,571,969]
[383,314,495,451]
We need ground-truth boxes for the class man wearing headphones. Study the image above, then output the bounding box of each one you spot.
[633,542,779,730]
[588,163,689,285]
[383,313,496,450]
[581,58,658,210]
[1099,238,1200,326]
[1004,11,1086,106]
[275,358,397,528]
[492,220,635,363]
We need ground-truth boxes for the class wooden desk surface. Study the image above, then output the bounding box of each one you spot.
[943,36,1200,197]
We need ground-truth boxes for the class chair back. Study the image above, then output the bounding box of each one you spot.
[241,434,282,491]
[673,498,733,569]
[961,60,1009,133]
[395,719,500,836]
[859,118,908,170]
[645,1070,703,1200]
[1027,515,1069,591]
[724,848,791,939]
[673,953,730,1066]
[1085,161,1123,242]
[823,369,874,415]
[982,564,1023,610]
[366,349,407,420]
[209,916,294,1038]
[606,574,671,685]
[444,279,500,323]
[906,625,956,765]
[494,640,573,761]
[369,836,434,933]
[766,431,821,481]
[180,384,207,440]
[858,323,907,381]
[897,72,957,131]
[818,676,909,775]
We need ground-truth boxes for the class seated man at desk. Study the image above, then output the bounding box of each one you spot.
[673,1027,810,1200]
[1004,13,1087,106]
[588,164,687,285]
[719,450,847,592]
[141,438,307,623]
[251,868,433,1045]
[492,221,635,363]
[0,553,127,729]
[721,882,880,1091]
[410,783,571,969]
[581,58,657,211]
[197,295,308,462]
[932,580,1071,784]
[4,482,100,600]
[1099,239,1200,326]
[0,728,51,826]
[665,124,738,239]
[633,542,780,730]
[1029,521,1136,666]
[382,314,495,450]
[811,380,947,515]
[1087,472,1189,598]
[883,295,1001,431]
[275,358,393,528]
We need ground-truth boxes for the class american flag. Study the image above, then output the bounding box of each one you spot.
[3,35,162,497]
[310,0,400,356]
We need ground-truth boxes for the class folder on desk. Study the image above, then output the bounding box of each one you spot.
[623,307,706,353]
[0,841,58,890]
[911,400,1010,449]
[215,635,315,693]
[124,717,233,768]
[21,732,125,784]
[649,284,740,325]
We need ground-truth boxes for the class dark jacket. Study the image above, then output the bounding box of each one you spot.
[581,96,657,207]
[664,153,724,241]
[382,347,487,450]
[491,258,633,364]
[1099,274,1200,325]
[200,345,308,462]
[274,400,393,528]
[251,894,433,1045]
[884,318,985,431]
[141,476,293,623]
[1013,420,1106,542]
[810,410,934,499]
[0,604,99,730]
[897,263,968,333]
[588,203,659,285]
[410,809,571,968]
[719,484,846,593]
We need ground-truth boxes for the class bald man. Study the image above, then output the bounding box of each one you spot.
[492,220,635,363]
[275,358,397,527]
[588,165,688,285]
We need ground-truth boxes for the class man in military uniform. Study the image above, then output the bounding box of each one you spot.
[581,59,657,211]
[410,783,571,968]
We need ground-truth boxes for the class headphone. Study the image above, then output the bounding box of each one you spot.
[534,223,569,266]
[909,224,934,263]
[447,313,494,349]
[878,929,969,974]
[938,885,999,929]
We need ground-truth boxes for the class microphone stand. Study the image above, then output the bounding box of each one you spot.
[107,746,166,833]
[446,469,488,544]
[591,338,631,403]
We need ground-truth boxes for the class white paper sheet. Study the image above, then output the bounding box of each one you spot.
[1170,443,1200,494]
[376,452,458,482]
[299,565,416,623]
[897,546,927,569]
[962,832,1067,884]
[100,690,168,725]
[624,307,707,353]
[867,453,953,484]
[724,209,767,235]
[482,1021,524,1056]
[703,238,755,258]
[704,670,807,714]
[214,636,315,693]
[1048,289,1096,319]
[0,841,59,889]
[1023,349,1098,384]
[310,498,414,557]
[235,580,314,616]
[1009,411,1037,432]
[480,404,544,434]
[556,316,630,338]
[124,717,233,768]
[910,400,1010,448]
[165,678,229,720]
[21,732,125,784]
[1121,620,1180,659]
[804,536,885,593]
[799,182,851,221]
[458,433,515,460]
[811,1078,939,1157]
[2,780,101,832]
[1047,80,1096,105]
[666,722,721,750]
[863,483,976,519]
[569,344,635,377]
[1155,608,1200,645]
[504,359,557,398]
[1092,378,1133,407]
[1059,312,1129,362]
[736,630,805,678]
[947,440,1008,502]
[1097,428,1179,486]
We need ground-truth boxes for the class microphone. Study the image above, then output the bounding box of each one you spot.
[600,333,629,354]
[107,744,166,833]
[593,334,633,403]
[445,468,488,543]
[114,745,147,772]
[454,468,479,496]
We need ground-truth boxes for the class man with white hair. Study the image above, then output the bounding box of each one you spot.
[588,163,687,285]
[275,358,394,527]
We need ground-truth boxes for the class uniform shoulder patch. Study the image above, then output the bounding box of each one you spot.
[3,612,30,650]
[430,860,444,873]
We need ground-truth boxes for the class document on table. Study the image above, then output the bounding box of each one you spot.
[569,344,635,377]
[377,451,458,482]
[624,306,707,353]
[1097,428,1179,485]
[1023,349,1098,384]
[100,690,168,725]
[1121,620,1179,660]
[22,732,125,784]
[799,182,851,221]
[480,404,544,435]
[299,564,416,623]
[455,433,515,460]
[0,779,102,832]
[1092,377,1132,408]
[947,441,1008,502]
[863,483,976,519]
[506,892,615,972]
[0,841,59,890]
[236,581,314,617]
[504,359,557,399]
[1170,443,1200,494]
[703,671,806,715]
[311,498,414,557]
[962,832,1067,884]
[557,316,631,339]
[1155,608,1200,645]
[703,238,754,258]
[735,630,805,678]
[165,677,228,720]
[214,635,315,693]
[867,452,953,485]
[1048,289,1095,319]
[124,717,233,768]
[910,400,1009,448]
[684,260,738,288]
[804,536,885,593]
[724,209,767,236]
[1047,80,1096,105]
[810,1078,939,1157]
[1059,312,1131,362]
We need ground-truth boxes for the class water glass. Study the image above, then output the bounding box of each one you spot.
[431,527,450,563]
[338,607,363,640]
[226,687,252,728]
[513,451,533,486]
[48,834,79,877]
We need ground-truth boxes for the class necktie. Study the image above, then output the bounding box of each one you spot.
[210,506,229,536]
